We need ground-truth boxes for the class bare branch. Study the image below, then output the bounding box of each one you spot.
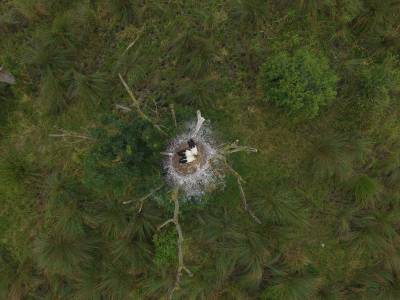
[49,130,95,141]
[161,152,174,157]
[122,27,144,55]
[115,104,132,112]
[170,103,177,128]
[118,74,168,136]
[123,184,164,214]
[236,176,262,224]
[157,219,174,231]
[192,110,205,137]
[182,266,192,276]
[151,97,159,118]
[157,188,193,300]
[223,159,245,183]
[224,160,261,225]
[220,140,257,155]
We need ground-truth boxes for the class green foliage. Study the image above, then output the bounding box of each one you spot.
[311,134,353,180]
[353,175,381,208]
[356,55,400,114]
[261,272,320,300]
[259,48,338,118]
[34,229,93,276]
[153,229,178,268]
[39,70,67,115]
[2,0,400,299]
[83,113,165,195]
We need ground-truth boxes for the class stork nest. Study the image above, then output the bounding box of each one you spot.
[172,142,207,175]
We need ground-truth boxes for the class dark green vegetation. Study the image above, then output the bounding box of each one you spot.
[259,49,338,119]
[1,1,400,299]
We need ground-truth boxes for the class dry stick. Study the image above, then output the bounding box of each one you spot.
[157,188,193,299]
[236,176,262,224]
[157,218,174,231]
[118,74,168,136]
[192,110,205,137]
[225,145,258,154]
[152,97,159,119]
[123,184,164,214]
[221,140,257,155]
[224,160,262,225]
[49,130,95,140]
[169,188,193,299]
[122,27,144,55]
[160,152,174,157]
[115,104,132,112]
[169,103,177,128]
[218,140,259,224]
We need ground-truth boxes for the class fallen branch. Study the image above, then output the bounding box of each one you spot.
[157,188,193,299]
[118,74,168,136]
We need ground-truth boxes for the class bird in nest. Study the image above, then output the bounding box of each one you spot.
[177,139,198,164]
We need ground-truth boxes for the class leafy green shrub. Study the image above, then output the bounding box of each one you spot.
[259,49,338,118]
[153,229,177,268]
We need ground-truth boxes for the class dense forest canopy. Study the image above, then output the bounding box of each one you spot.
[1,0,400,299]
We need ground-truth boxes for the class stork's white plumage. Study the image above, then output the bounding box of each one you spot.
[177,139,199,164]
[185,149,196,163]
[190,145,198,156]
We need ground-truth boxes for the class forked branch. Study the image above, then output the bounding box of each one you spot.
[157,188,193,299]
